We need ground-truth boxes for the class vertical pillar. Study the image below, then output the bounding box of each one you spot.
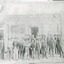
[3,24,8,59]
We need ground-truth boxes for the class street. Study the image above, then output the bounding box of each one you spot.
[0,54,64,64]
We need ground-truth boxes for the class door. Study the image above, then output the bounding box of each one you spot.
[31,27,38,38]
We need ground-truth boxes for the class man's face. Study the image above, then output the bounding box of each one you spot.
[36,39,39,42]
[32,40,34,43]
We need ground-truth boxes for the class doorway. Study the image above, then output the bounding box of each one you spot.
[31,27,38,38]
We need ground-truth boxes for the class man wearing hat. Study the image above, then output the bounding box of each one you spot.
[24,37,30,59]
[30,38,36,59]
[35,38,40,59]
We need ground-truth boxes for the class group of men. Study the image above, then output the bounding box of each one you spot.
[8,34,64,60]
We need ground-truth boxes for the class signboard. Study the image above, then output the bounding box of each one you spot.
[11,25,25,34]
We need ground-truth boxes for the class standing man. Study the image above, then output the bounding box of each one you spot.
[56,35,63,57]
[53,34,57,55]
[35,38,40,59]
[41,35,48,58]
[24,37,30,59]
[30,39,36,59]
[13,41,19,60]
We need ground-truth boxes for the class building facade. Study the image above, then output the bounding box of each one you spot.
[0,2,64,59]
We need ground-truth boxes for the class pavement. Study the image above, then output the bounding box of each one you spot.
[0,54,64,64]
